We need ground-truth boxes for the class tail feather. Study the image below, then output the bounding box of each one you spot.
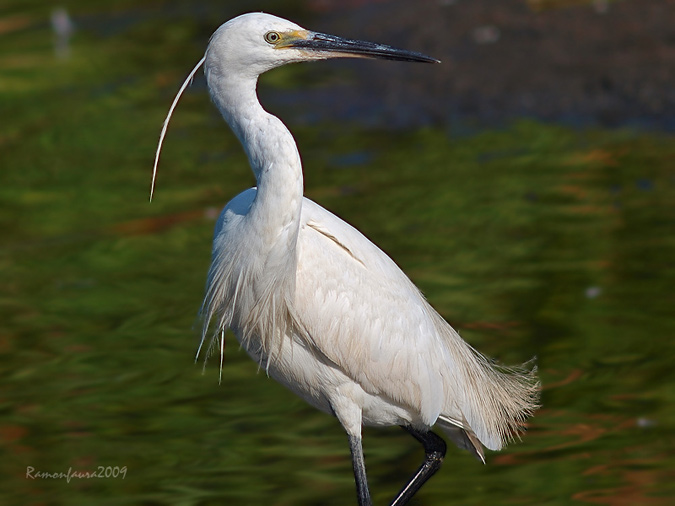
[433,312,540,452]
[456,355,539,451]
[437,415,485,464]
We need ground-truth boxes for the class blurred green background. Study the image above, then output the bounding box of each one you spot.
[1,0,674,504]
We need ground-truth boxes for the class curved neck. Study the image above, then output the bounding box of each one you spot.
[207,69,304,251]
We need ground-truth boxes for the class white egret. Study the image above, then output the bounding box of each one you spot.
[153,13,539,505]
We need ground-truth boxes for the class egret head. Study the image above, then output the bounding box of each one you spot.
[205,12,439,79]
[151,12,438,200]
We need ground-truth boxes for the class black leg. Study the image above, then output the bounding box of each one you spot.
[390,426,447,506]
[349,434,373,506]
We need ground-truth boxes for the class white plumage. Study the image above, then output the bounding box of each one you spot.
[154,13,539,505]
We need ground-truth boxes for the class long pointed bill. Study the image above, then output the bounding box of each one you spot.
[286,32,440,63]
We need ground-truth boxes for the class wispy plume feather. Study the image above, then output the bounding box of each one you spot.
[150,56,206,202]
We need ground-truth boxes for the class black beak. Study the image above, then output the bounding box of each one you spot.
[289,32,440,64]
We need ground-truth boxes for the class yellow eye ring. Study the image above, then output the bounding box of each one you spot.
[264,31,281,44]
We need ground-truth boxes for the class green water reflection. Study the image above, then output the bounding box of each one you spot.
[1,2,674,505]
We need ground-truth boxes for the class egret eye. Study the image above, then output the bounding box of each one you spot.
[264,31,281,44]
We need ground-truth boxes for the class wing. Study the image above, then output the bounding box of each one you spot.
[295,197,451,425]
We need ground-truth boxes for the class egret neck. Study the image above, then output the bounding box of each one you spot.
[205,60,304,261]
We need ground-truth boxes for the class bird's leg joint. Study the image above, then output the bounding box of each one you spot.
[389,427,447,506]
